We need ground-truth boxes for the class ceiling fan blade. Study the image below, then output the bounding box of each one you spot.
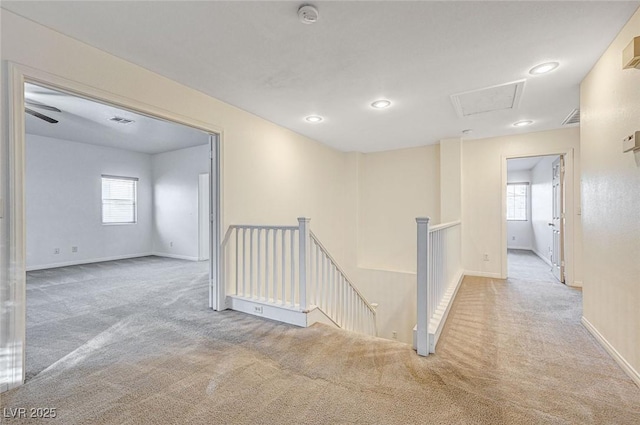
[25,107,59,124]
[25,99,62,113]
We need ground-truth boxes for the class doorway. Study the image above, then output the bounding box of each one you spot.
[3,68,222,388]
[505,155,565,283]
[22,82,219,381]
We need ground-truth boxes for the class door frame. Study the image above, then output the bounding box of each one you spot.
[551,156,565,282]
[198,173,211,262]
[2,62,225,389]
[500,148,577,285]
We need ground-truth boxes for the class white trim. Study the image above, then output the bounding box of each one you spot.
[581,317,640,388]
[507,245,533,251]
[430,270,464,352]
[26,253,153,271]
[464,270,502,279]
[532,248,553,267]
[151,252,199,262]
[306,306,340,329]
[227,296,307,327]
[429,220,462,233]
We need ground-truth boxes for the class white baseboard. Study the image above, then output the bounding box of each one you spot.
[307,306,340,329]
[26,253,153,271]
[582,316,640,388]
[507,245,532,250]
[151,252,199,261]
[464,270,502,279]
[532,248,553,267]
[569,280,583,288]
[430,270,464,352]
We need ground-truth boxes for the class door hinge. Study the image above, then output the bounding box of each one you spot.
[210,213,214,222]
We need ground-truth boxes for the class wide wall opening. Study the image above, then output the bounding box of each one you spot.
[23,82,217,381]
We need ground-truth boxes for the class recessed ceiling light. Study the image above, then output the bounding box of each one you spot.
[513,120,533,127]
[305,115,323,123]
[371,99,391,109]
[529,62,559,75]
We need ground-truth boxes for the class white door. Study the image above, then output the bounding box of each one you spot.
[551,156,564,283]
[198,173,210,261]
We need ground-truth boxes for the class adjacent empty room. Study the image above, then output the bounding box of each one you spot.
[24,83,215,380]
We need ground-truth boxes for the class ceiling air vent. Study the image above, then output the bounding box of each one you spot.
[109,116,135,124]
[562,109,580,125]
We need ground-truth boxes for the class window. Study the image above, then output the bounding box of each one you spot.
[102,175,138,224]
[507,183,528,221]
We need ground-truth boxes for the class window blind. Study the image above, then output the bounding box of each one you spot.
[102,175,138,224]
[506,183,528,221]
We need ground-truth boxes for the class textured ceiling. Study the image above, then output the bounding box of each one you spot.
[4,1,639,152]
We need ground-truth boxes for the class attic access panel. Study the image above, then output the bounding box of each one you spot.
[451,80,526,117]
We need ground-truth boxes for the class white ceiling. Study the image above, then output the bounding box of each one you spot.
[24,83,209,155]
[5,1,639,152]
[507,155,558,172]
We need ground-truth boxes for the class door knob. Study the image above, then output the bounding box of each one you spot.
[548,223,554,226]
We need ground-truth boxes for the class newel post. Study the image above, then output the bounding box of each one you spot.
[416,217,430,356]
[298,217,310,311]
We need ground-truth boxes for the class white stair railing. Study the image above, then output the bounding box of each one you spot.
[221,218,377,336]
[415,217,462,356]
[222,223,302,308]
[309,232,377,336]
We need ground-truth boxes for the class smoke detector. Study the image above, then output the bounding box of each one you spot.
[298,5,319,24]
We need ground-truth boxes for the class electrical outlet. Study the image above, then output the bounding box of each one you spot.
[254,306,263,314]
[71,246,78,253]
[53,248,60,255]
[483,253,489,261]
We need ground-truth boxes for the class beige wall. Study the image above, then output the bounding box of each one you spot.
[357,145,440,272]
[580,8,640,378]
[462,127,582,285]
[440,138,463,222]
[353,145,440,343]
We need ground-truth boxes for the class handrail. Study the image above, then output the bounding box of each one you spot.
[310,231,377,315]
[221,226,235,249]
[429,220,461,233]
[227,224,298,231]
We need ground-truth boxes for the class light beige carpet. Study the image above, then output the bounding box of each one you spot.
[1,259,639,424]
